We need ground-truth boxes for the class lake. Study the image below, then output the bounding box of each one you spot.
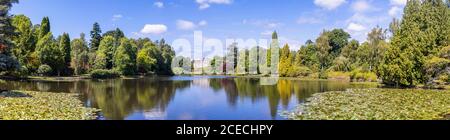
[0,76,375,120]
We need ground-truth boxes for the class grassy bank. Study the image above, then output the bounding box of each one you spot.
[0,91,98,120]
[286,88,450,120]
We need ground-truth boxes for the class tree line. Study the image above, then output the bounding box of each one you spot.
[1,0,449,87]
[0,0,175,77]
[178,0,449,88]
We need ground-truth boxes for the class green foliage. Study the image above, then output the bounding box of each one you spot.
[93,36,114,70]
[38,17,50,39]
[137,42,158,74]
[71,34,89,75]
[358,27,388,73]
[297,43,319,72]
[0,0,20,74]
[279,44,292,77]
[90,69,120,79]
[316,31,332,71]
[37,64,52,76]
[155,39,175,75]
[58,33,71,75]
[380,0,450,87]
[330,56,352,72]
[113,38,137,75]
[350,69,378,82]
[35,32,64,75]
[287,89,450,120]
[424,46,450,86]
[236,49,247,74]
[287,66,312,77]
[102,28,124,48]
[326,71,350,81]
[328,29,350,57]
[89,22,102,52]
[0,90,98,120]
[11,15,35,69]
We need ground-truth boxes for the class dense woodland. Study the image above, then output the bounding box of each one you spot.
[1,0,449,88]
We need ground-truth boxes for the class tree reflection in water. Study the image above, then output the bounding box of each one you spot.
[0,77,375,120]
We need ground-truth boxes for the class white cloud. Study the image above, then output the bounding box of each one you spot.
[243,19,281,29]
[195,0,233,10]
[154,2,164,8]
[261,30,273,36]
[112,14,123,21]
[297,17,323,24]
[140,24,168,34]
[198,20,208,26]
[279,36,302,50]
[389,6,402,17]
[352,0,370,13]
[177,20,196,30]
[347,22,366,32]
[176,20,208,30]
[390,0,407,6]
[314,0,347,10]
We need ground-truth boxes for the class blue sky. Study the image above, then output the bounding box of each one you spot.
[11,0,407,50]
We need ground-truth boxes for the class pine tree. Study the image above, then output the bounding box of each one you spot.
[59,33,71,74]
[380,0,450,87]
[89,22,102,52]
[0,0,19,74]
[38,17,50,39]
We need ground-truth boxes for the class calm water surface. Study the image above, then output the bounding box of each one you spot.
[0,76,374,120]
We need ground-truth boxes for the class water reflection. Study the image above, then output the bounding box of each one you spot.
[0,77,374,120]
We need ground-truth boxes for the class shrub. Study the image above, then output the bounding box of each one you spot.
[318,70,328,79]
[37,65,52,76]
[327,71,350,81]
[350,69,378,82]
[287,66,312,77]
[90,69,121,79]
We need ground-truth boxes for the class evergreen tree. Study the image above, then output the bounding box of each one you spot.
[59,33,71,74]
[0,0,19,74]
[380,0,450,87]
[11,15,35,71]
[89,22,102,52]
[38,17,50,39]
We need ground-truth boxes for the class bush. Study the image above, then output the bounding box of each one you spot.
[350,69,378,82]
[318,70,328,79]
[37,65,52,76]
[287,66,312,77]
[327,71,350,81]
[90,69,121,79]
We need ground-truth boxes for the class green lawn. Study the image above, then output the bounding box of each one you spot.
[0,91,98,120]
[286,88,450,120]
